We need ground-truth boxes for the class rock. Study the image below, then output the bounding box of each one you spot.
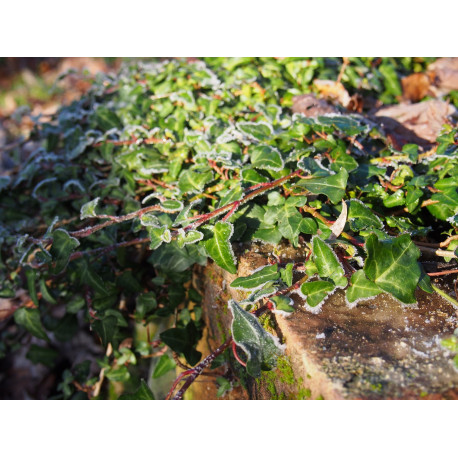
[198,242,458,400]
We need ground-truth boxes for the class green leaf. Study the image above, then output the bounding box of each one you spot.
[178,169,213,193]
[14,307,49,341]
[299,217,318,234]
[203,221,237,274]
[299,168,348,204]
[106,366,130,382]
[93,106,122,131]
[177,230,203,248]
[230,264,279,290]
[241,168,269,185]
[152,354,176,379]
[346,270,382,305]
[427,190,458,221]
[229,300,283,378]
[364,233,421,304]
[312,236,347,288]
[25,267,39,306]
[80,197,100,220]
[347,199,383,232]
[270,295,295,314]
[383,189,405,208]
[26,345,58,367]
[250,145,284,171]
[119,380,155,400]
[160,322,202,366]
[237,121,273,141]
[50,229,80,274]
[280,263,293,287]
[92,316,117,347]
[300,281,335,308]
[160,200,184,212]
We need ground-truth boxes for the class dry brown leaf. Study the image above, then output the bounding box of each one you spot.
[374,99,456,147]
[292,94,339,117]
[329,200,347,241]
[314,79,351,108]
[429,57,458,92]
[401,73,434,102]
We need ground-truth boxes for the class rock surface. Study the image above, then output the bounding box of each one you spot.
[197,242,458,400]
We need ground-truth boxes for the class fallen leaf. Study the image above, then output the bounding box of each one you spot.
[314,79,351,108]
[401,73,434,102]
[373,99,456,147]
[292,94,339,117]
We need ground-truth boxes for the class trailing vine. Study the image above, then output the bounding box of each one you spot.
[0,58,457,399]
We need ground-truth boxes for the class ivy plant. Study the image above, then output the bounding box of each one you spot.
[0,57,457,400]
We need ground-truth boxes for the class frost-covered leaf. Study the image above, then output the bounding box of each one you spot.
[280,263,293,287]
[230,264,279,290]
[80,198,100,220]
[270,295,295,314]
[237,121,273,141]
[346,270,382,306]
[364,233,421,304]
[177,229,203,248]
[312,236,347,288]
[300,281,335,308]
[160,200,184,212]
[299,168,349,204]
[203,221,237,274]
[50,229,80,274]
[178,169,213,193]
[250,145,284,171]
[229,300,283,378]
[347,199,383,232]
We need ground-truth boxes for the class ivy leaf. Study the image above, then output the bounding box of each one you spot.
[50,229,80,274]
[177,230,203,248]
[383,189,405,208]
[280,263,293,287]
[237,121,273,141]
[203,221,237,274]
[312,236,347,288]
[250,145,284,171]
[14,307,49,341]
[160,200,184,212]
[178,169,213,193]
[229,300,283,378]
[152,354,176,379]
[93,106,122,131]
[347,199,383,232]
[346,270,382,305]
[92,316,117,347]
[427,190,458,221]
[299,168,348,204]
[119,380,155,400]
[230,264,279,290]
[364,233,421,304]
[160,321,202,366]
[25,267,39,306]
[270,295,295,314]
[80,197,100,220]
[300,281,335,308]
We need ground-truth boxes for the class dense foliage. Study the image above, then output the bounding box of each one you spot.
[0,58,457,399]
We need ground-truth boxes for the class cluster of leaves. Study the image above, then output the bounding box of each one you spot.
[0,57,457,399]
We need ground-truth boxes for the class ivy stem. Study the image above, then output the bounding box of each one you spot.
[427,268,458,277]
[431,284,458,308]
[170,337,233,400]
